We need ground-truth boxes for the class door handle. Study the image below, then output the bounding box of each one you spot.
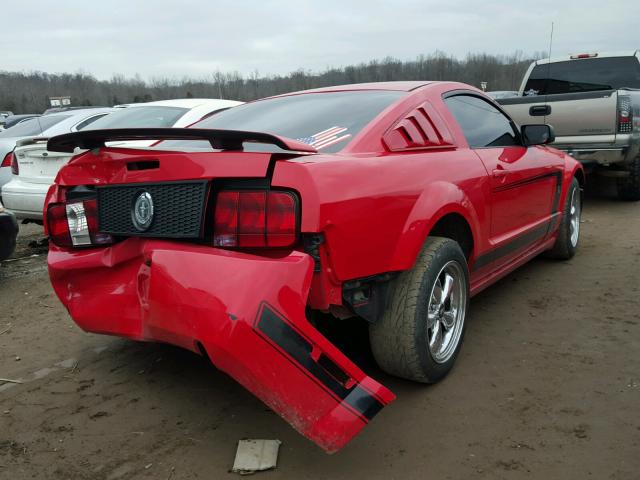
[492,168,508,178]
[529,105,551,116]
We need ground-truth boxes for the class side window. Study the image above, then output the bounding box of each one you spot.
[444,95,519,148]
[74,114,108,131]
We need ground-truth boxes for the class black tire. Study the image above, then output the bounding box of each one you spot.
[0,212,18,262]
[546,177,581,260]
[370,237,469,383]
[617,156,640,201]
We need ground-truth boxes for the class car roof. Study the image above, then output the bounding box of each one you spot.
[280,81,433,96]
[118,98,243,109]
[0,108,114,140]
[6,114,40,119]
[37,108,116,136]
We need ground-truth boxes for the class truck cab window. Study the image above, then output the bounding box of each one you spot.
[524,57,640,95]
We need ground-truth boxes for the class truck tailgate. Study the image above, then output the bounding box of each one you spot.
[499,90,618,142]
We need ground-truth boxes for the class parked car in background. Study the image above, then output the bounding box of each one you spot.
[0,111,14,119]
[43,81,583,452]
[0,108,114,199]
[42,106,108,115]
[487,90,519,99]
[89,98,244,146]
[0,199,18,261]
[2,99,241,220]
[0,111,14,130]
[1,114,42,130]
[498,51,640,200]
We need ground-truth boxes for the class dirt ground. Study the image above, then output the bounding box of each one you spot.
[1,182,639,480]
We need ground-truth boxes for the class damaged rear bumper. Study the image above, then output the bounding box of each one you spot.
[48,239,395,452]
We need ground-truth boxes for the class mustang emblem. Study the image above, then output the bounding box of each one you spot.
[132,191,154,231]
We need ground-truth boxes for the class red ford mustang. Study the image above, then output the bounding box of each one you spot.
[44,81,583,453]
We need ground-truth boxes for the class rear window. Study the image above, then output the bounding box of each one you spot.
[86,106,188,130]
[524,56,640,95]
[158,90,405,153]
[0,115,70,138]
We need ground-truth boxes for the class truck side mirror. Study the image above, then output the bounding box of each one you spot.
[521,124,555,146]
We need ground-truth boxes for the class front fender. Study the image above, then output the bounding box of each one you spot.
[561,156,585,208]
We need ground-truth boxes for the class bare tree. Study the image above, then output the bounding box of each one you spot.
[0,50,540,113]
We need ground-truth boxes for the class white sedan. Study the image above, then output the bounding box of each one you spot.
[0,108,114,193]
[2,98,242,221]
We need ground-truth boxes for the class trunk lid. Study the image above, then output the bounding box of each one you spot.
[55,147,283,186]
[14,139,74,184]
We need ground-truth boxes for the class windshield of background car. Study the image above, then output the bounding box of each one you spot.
[86,106,188,129]
[156,90,406,153]
[0,114,70,138]
[523,56,640,95]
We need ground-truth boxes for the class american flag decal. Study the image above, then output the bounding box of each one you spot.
[297,126,351,150]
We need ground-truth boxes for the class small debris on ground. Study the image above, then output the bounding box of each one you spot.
[0,378,23,384]
[232,439,281,475]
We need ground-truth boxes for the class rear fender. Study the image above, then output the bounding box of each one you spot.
[389,181,481,270]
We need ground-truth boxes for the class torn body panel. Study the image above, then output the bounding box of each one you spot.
[48,239,394,453]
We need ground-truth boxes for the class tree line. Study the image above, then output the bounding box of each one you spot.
[0,51,542,114]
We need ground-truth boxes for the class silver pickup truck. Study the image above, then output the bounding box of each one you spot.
[498,51,640,200]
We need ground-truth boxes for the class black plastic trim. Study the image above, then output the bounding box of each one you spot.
[254,303,384,421]
[47,128,317,154]
[342,272,398,323]
[96,179,209,239]
[473,220,552,271]
[497,89,615,106]
[529,105,551,116]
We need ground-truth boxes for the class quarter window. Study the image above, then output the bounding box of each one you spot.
[74,114,109,131]
[444,95,519,148]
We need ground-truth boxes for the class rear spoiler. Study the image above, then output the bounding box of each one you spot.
[15,137,49,148]
[46,128,318,154]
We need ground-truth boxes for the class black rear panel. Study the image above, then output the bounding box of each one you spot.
[97,180,208,238]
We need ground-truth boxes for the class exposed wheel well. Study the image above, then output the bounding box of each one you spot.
[574,169,585,190]
[429,213,474,260]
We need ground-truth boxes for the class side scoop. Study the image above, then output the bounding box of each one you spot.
[48,239,395,452]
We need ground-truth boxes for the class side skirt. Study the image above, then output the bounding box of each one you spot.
[469,236,557,297]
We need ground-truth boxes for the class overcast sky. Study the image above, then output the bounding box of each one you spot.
[3,0,638,80]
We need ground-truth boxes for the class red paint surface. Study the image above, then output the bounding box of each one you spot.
[46,81,582,452]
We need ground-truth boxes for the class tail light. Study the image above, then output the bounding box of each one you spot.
[9,152,18,175]
[2,152,13,170]
[570,53,598,59]
[46,199,113,247]
[214,190,298,248]
[617,95,632,133]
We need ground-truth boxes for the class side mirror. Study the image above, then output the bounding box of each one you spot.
[521,124,555,146]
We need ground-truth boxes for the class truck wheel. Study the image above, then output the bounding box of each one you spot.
[546,177,581,260]
[370,237,469,383]
[617,156,640,201]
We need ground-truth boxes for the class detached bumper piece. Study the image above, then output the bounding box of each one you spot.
[48,240,394,452]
